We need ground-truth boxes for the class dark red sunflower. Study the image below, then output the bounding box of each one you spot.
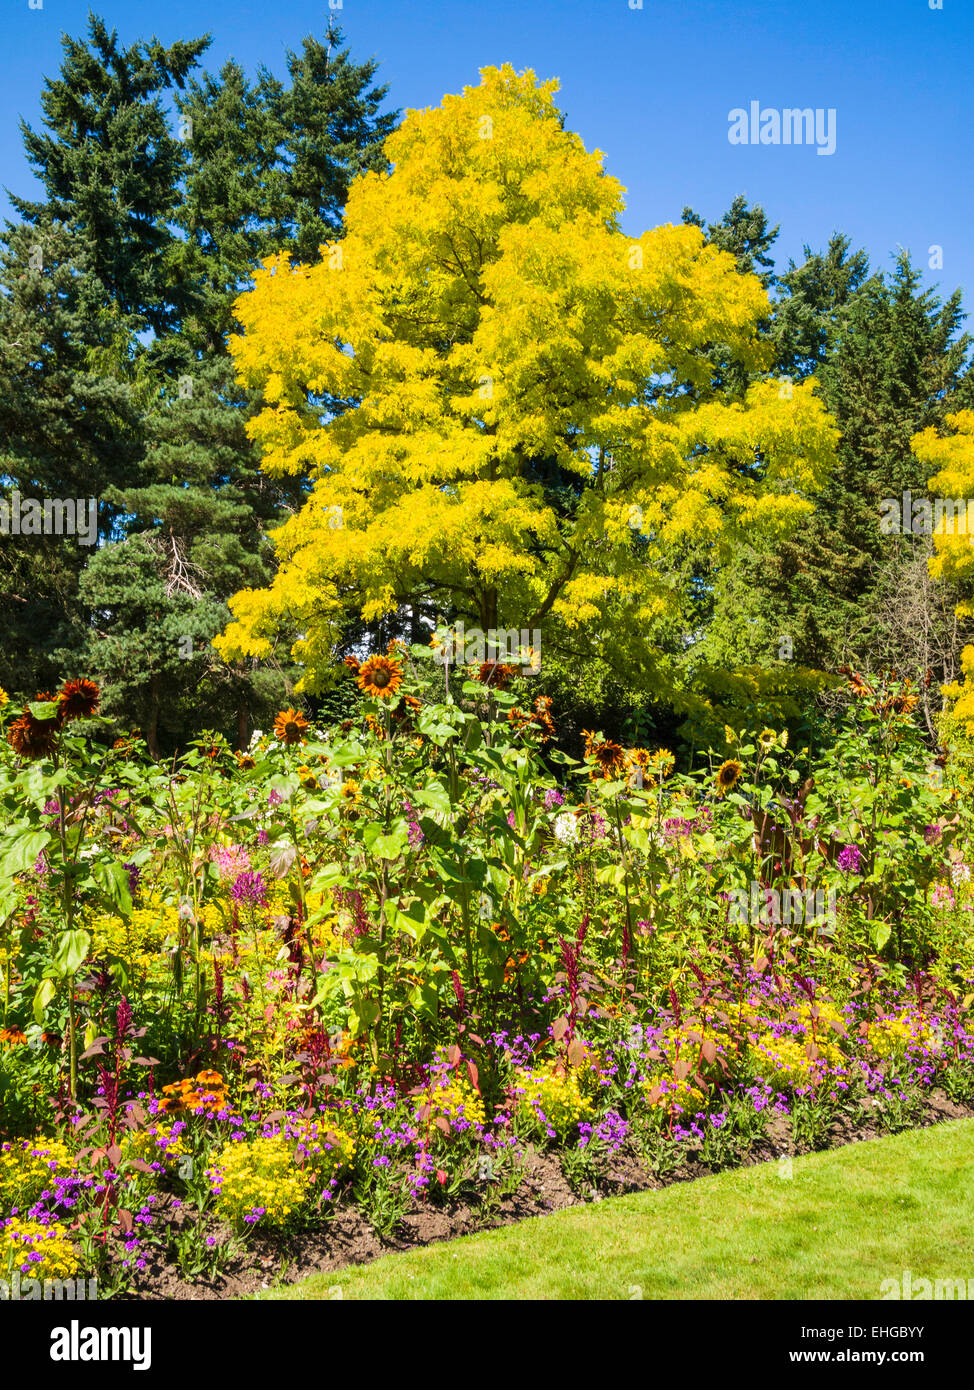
[58,678,100,721]
[477,661,516,691]
[9,705,60,759]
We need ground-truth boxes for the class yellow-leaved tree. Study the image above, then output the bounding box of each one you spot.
[215,65,837,689]
[912,409,974,735]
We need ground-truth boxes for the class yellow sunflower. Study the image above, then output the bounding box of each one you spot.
[716,759,743,795]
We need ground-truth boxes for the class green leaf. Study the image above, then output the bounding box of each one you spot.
[90,861,133,918]
[28,700,60,722]
[0,828,52,879]
[871,921,892,953]
[33,977,57,1023]
[52,928,91,978]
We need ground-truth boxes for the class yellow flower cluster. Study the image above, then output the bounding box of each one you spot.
[645,1071,706,1116]
[750,1032,844,1091]
[208,1134,313,1228]
[89,900,176,970]
[123,1124,189,1178]
[868,1011,942,1061]
[291,1120,355,1184]
[418,1071,486,1129]
[513,1064,592,1136]
[0,1139,76,1215]
[0,1219,78,1279]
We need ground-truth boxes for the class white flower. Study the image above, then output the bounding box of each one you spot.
[554,812,578,844]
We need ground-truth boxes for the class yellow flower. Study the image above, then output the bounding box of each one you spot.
[513,1064,591,1137]
[715,759,743,795]
[0,686,8,707]
[0,1219,77,1280]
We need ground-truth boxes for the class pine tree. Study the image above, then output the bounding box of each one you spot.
[0,219,140,695]
[74,22,397,750]
[699,251,973,688]
[12,15,209,333]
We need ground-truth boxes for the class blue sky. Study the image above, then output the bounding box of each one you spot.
[2,0,972,307]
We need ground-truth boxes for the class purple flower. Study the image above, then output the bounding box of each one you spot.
[230,871,268,905]
[663,817,693,839]
[544,789,565,810]
[837,844,863,874]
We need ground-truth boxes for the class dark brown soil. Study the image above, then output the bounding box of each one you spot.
[120,1087,974,1301]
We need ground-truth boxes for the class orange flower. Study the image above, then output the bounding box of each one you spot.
[589,739,626,779]
[357,655,403,700]
[0,1027,27,1046]
[476,661,516,690]
[8,705,59,759]
[343,654,361,676]
[273,707,310,745]
[236,752,257,770]
[59,678,101,721]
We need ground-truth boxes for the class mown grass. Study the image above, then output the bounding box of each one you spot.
[254,1119,974,1300]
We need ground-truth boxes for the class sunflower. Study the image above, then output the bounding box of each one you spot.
[339,779,361,805]
[715,759,743,795]
[532,695,555,742]
[883,691,918,717]
[8,708,59,759]
[477,660,516,690]
[59,677,100,721]
[364,713,386,740]
[655,748,676,778]
[273,707,310,745]
[0,686,8,707]
[590,739,626,779]
[236,752,257,771]
[507,707,533,735]
[0,1027,27,1046]
[758,729,778,751]
[357,654,403,699]
[297,764,319,789]
[343,654,361,676]
[625,748,655,789]
[848,672,874,698]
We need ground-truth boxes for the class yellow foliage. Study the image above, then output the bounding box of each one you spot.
[217,66,837,688]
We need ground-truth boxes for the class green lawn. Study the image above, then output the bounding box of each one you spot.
[255,1119,974,1300]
